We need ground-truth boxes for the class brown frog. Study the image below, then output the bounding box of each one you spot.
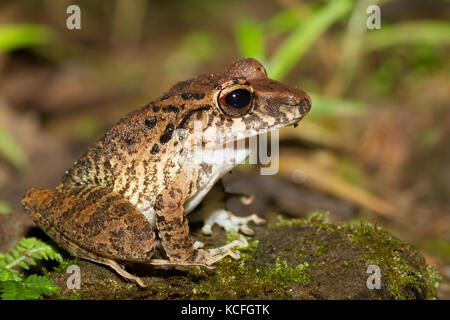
[22,58,311,287]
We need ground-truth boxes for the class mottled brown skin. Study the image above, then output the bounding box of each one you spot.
[22,58,311,287]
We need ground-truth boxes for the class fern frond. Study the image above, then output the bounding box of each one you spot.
[0,268,23,282]
[1,275,61,300]
[0,237,63,274]
[0,238,64,299]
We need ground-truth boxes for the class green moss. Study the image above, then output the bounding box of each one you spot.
[345,222,442,299]
[269,211,332,229]
[264,215,440,299]
[187,265,208,278]
[51,258,80,274]
[315,242,328,257]
[305,211,330,224]
[62,290,81,300]
[270,258,310,284]
[191,237,311,299]
[147,282,171,299]
[269,215,303,228]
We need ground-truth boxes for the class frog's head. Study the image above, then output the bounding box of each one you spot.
[172,58,311,147]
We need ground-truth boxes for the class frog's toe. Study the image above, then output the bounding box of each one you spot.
[194,237,248,265]
[207,237,248,256]
[193,240,205,249]
[201,209,266,236]
[105,259,148,288]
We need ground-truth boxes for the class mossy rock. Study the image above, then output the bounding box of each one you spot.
[48,214,441,300]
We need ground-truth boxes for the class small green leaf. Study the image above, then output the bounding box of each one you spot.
[30,253,41,260]
[0,269,22,282]
[25,258,37,266]
[17,262,29,270]
[5,254,14,264]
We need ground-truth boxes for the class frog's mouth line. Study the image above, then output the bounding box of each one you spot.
[205,111,305,150]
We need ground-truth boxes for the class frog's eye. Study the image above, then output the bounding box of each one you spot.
[225,89,251,109]
[217,85,254,117]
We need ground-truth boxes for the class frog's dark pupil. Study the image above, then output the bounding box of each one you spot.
[225,89,251,109]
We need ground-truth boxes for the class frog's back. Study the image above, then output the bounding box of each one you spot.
[56,71,226,210]
[57,104,175,209]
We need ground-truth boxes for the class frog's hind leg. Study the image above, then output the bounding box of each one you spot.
[60,239,149,287]
[98,258,148,287]
[22,186,156,288]
[49,227,149,287]
[49,228,150,287]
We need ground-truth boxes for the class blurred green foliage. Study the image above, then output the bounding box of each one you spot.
[0,23,52,53]
[73,116,104,141]
[267,0,353,81]
[179,31,218,62]
[307,94,367,117]
[364,21,450,51]
[0,23,53,171]
[234,0,354,81]
[231,0,449,117]
[232,0,357,118]
[165,30,219,75]
[234,19,266,64]
[0,126,28,171]
[0,200,14,214]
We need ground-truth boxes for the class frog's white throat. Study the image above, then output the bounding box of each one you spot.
[183,137,252,215]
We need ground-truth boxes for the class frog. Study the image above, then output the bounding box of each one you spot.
[21,58,311,287]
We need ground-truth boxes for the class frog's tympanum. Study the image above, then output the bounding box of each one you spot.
[22,58,311,287]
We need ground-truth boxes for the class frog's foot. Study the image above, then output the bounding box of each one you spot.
[147,259,213,272]
[148,237,248,271]
[201,209,266,236]
[191,237,248,266]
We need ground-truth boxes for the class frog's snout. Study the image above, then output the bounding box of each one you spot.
[286,93,311,115]
[252,78,311,116]
[298,95,312,114]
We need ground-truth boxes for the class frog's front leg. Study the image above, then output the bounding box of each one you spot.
[154,176,247,267]
[193,183,266,236]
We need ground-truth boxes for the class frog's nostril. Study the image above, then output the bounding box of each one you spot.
[286,96,299,106]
